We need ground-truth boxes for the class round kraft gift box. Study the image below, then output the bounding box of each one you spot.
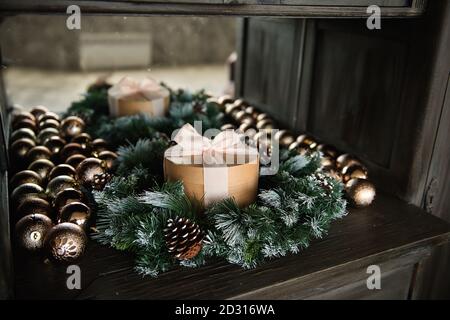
[115,92,170,117]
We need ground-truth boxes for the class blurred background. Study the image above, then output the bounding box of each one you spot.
[0,15,238,112]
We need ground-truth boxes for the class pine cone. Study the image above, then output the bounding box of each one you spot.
[164,217,203,260]
[92,172,111,190]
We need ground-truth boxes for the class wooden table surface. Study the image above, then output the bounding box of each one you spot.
[13,193,450,300]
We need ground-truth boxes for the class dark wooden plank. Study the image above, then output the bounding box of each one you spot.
[0,0,427,17]
[13,193,450,299]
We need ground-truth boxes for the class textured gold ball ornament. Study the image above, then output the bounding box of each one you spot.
[97,151,118,171]
[60,143,85,162]
[26,146,52,163]
[11,183,45,209]
[336,153,362,170]
[44,223,87,262]
[44,136,67,155]
[37,127,60,144]
[15,214,53,251]
[46,175,78,199]
[60,116,85,139]
[58,202,91,228]
[39,118,60,130]
[54,188,84,215]
[274,130,295,147]
[28,159,55,181]
[30,106,49,119]
[10,170,42,190]
[76,157,106,188]
[10,138,36,160]
[220,123,236,131]
[91,138,109,153]
[48,164,76,181]
[16,197,52,221]
[345,178,376,207]
[65,154,87,169]
[342,164,368,183]
[296,134,317,149]
[11,128,36,143]
[38,111,60,123]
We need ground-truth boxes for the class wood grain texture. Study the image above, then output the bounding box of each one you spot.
[0,0,427,17]
[13,193,450,299]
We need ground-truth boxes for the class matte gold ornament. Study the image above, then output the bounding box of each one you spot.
[37,128,60,144]
[15,214,53,251]
[342,164,368,183]
[288,141,311,155]
[48,164,76,181]
[316,144,338,159]
[164,217,203,260]
[71,133,92,149]
[46,175,78,199]
[345,178,376,207]
[44,223,87,262]
[10,170,42,190]
[28,159,55,181]
[220,123,236,131]
[39,118,60,130]
[26,146,52,163]
[58,202,91,228]
[65,154,87,169]
[16,197,52,221]
[11,128,36,143]
[274,130,295,147]
[336,153,363,170]
[11,183,45,209]
[37,111,60,123]
[54,188,84,215]
[12,118,37,132]
[296,134,317,149]
[60,143,85,161]
[91,138,109,153]
[12,111,35,126]
[60,116,85,139]
[256,118,275,130]
[44,136,67,155]
[30,106,49,119]
[10,138,35,160]
[97,151,117,171]
[76,157,106,188]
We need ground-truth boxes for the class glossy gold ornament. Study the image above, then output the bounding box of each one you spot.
[76,157,106,188]
[71,133,92,149]
[39,118,60,130]
[244,106,259,119]
[233,98,248,108]
[12,118,37,132]
[10,170,42,190]
[296,134,317,149]
[37,111,60,123]
[345,178,376,207]
[274,130,295,147]
[37,127,60,144]
[217,95,233,106]
[16,197,52,221]
[54,188,84,215]
[316,144,338,159]
[44,136,67,155]
[12,111,35,126]
[60,143,85,161]
[44,223,87,262]
[28,159,55,181]
[30,106,49,119]
[10,138,36,160]
[256,118,275,130]
[65,154,87,169]
[320,155,335,168]
[225,104,242,118]
[97,151,117,171]
[11,183,45,209]
[234,110,255,126]
[342,164,368,183]
[60,116,85,139]
[336,153,363,170]
[91,138,109,153]
[46,175,78,199]
[48,164,76,181]
[15,214,53,251]
[58,202,91,228]
[220,123,236,131]
[26,146,52,163]
[288,141,311,155]
[256,113,270,122]
[11,128,36,143]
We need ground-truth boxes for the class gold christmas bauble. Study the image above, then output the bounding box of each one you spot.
[12,118,37,132]
[234,110,255,126]
[288,141,311,155]
[10,170,42,190]
[44,136,67,155]
[256,118,275,130]
[28,159,55,181]
[296,134,317,149]
[16,197,52,222]
[11,183,45,209]
[58,202,91,228]
[244,106,259,119]
[60,143,85,162]
[71,133,92,149]
[345,178,376,207]
[45,223,87,262]
[217,95,233,106]
[274,130,295,147]
[253,131,272,146]
[37,127,60,144]
[54,188,84,215]
[220,123,236,131]
[65,154,87,169]
[225,104,242,117]
[97,151,118,171]
[238,123,256,136]
[10,138,36,160]
[60,116,85,139]
[342,164,368,183]
[30,106,49,119]
[256,113,270,122]
[91,138,109,153]
[11,128,36,143]
[15,214,53,251]
[320,155,336,168]
[233,98,248,108]
[37,111,60,123]
[48,164,76,181]
[336,153,362,170]
[12,111,35,126]
[38,118,60,130]
[76,157,106,188]
[46,175,78,199]
[316,144,338,159]
[26,146,52,163]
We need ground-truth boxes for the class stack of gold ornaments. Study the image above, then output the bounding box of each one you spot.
[9,106,117,262]
[215,95,376,208]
